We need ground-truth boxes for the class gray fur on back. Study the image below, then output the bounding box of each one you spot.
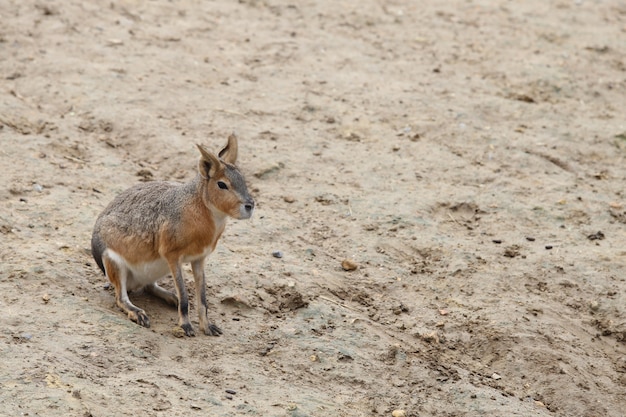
[93,177,199,246]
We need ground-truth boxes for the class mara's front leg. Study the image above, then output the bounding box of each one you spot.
[191,259,222,336]
[169,260,195,336]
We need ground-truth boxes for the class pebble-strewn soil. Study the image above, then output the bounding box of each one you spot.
[1,1,625,416]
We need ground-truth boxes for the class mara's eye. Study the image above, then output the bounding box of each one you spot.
[217,181,229,190]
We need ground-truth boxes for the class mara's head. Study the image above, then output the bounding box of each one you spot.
[196,134,255,220]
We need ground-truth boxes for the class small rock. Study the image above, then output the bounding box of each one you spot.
[421,331,439,344]
[33,184,43,192]
[503,245,521,258]
[283,195,295,203]
[491,372,502,380]
[589,300,600,312]
[392,410,406,417]
[225,389,237,395]
[171,326,186,338]
[341,259,358,271]
[587,231,605,241]
[42,294,50,303]
[220,295,253,310]
[254,162,284,179]
[21,333,33,341]
[272,250,283,259]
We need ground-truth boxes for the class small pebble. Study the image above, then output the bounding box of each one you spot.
[225,389,237,395]
[283,195,295,203]
[392,410,406,417]
[272,250,283,259]
[545,245,553,250]
[21,333,33,341]
[42,294,50,303]
[525,236,536,242]
[492,239,502,244]
[491,372,502,380]
[171,326,186,338]
[33,184,43,192]
[341,259,358,271]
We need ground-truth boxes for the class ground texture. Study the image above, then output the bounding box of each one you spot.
[1,1,626,416]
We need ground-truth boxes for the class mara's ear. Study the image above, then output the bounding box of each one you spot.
[196,144,222,179]
[218,133,238,165]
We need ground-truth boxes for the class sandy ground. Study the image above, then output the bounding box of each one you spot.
[1,1,626,416]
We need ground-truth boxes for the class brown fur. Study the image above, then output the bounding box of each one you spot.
[91,134,254,336]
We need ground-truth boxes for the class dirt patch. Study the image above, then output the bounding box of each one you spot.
[1,1,626,416]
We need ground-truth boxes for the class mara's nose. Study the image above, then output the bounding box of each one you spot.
[244,200,255,212]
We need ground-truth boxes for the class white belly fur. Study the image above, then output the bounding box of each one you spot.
[105,246,214,291]
[105,249,171,291]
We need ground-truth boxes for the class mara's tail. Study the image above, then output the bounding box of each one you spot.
[91,232,106,275]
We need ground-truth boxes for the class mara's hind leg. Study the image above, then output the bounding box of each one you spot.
[103,254,150,328]
[145,282,178,307]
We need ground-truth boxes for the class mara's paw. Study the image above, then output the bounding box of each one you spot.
[130,310,150,328]
[204,323,223,336]
[181,322,196,337]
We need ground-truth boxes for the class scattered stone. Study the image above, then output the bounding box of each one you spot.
[589,300,600,312]
[392,410,406,417]
[283,195,295,203]
[272,250,284,259]
[420,331,439,344]
[491,372,502,380]
[136,169,153,182]
[587,231,605,241]
[545,245,553,250]
[315,193,339,205]
[254,162,284,179]
[220,295,254,310]
[42,293,50,303]
[225,389,237,395]
[439,309,449,316]
[341,259,358,271]
[525,236,536,242]
[503,245,521,258]
[171,326,186,338]
[492,239,502,244]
